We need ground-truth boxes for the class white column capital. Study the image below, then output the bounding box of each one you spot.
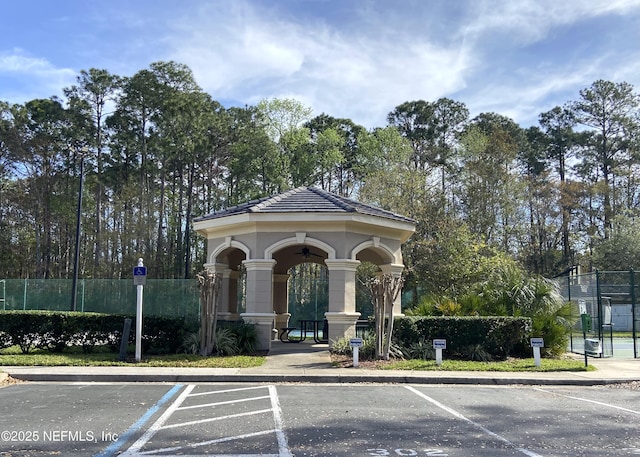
[324,259,361,272]
[242,259,277,271]
[324,311,361,323]
[241,312,276,325]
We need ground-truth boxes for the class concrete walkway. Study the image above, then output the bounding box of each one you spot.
[2,341,639,386]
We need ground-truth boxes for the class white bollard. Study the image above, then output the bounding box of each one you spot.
[350,338,363,368]
[530,337,544,368]
[433,339,446,366]
[533,346,541,367]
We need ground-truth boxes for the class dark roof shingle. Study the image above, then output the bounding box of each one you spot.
[194,187,415,224]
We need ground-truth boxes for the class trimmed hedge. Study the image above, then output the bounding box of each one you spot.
[393,316,532,359]
[0,310,192,354]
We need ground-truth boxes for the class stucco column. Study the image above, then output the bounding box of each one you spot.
[380,263,405,316]
[324,259,361,346]
[203,262,235,321]
[273,274,291,339]
[241,259,277,351]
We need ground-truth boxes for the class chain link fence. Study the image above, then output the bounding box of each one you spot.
[558,270,639,358]
[0,279,200,321]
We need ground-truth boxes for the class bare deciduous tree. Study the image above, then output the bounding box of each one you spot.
[368,274,404,360]
[196,269,222,356]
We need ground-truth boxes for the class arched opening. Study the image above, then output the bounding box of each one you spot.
[271,242,330,336]
[355,261,380,321]
[353,245,403,322]
[287,263,329,323]
[206,246,247,319]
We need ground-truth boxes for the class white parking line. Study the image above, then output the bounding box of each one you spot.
[120,384,292,457]
[120,384,196,457]
[405,386,544,457]
[161,408,273,429]
[268,385,292,457]
[533,388,640,416]
[176,394,271,410]
[188,385,269,397]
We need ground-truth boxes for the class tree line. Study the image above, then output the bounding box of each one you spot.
[1,61,639,297]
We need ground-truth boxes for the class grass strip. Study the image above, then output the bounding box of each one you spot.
[0,346,265,368]
[382,358,595,372]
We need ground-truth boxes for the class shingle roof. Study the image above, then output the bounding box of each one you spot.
[194,187,416,224]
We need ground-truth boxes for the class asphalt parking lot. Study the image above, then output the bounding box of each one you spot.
[0,382,639,457]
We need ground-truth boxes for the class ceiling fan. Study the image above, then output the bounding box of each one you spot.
[295,246,322,259]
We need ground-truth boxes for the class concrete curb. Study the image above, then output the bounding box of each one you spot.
[7,371,638,386]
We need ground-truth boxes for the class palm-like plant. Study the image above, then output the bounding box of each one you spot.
[471,263,575,354]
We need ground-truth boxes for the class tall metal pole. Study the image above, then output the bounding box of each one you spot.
[135,258,145,362]
[631,269,637,359]
[71,148,86,312]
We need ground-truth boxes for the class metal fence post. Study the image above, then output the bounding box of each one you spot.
[23,278,27,310]
[595,269,603,345]
[81,279,85,312]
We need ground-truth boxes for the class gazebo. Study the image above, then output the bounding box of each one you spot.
[193,187,416,351]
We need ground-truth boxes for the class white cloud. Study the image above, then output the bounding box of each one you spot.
[0,50,76,102]
[167,0,475,127]
[163,0,640,129]
[5,0,634,131]
[461,0,640,45]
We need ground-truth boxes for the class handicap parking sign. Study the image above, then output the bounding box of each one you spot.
[133,266,147,285]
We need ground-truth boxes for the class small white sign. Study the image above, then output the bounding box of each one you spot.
[530,337,544,348]
[350,338,363,347]
[433,339,447,349]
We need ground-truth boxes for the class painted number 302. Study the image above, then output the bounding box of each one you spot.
[367,450,448,456]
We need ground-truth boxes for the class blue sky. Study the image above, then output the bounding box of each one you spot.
[1,0,639,129]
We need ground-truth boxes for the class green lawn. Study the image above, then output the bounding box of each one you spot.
[383,358,595,372]
[0,346,265,368]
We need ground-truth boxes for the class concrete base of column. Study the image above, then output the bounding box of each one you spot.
[325,312,361,348]
[241,313,276,351]
[216,312,241,322]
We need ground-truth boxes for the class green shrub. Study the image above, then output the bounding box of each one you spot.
[402,338,435,360]
[329,336,353,356]
[0,311,190,355]
[213,328,240,356]
[140,316,191,354]
[460,344,493,362]
[531,302,574,357]
[331,331,377,360]
[0,332,12,349]
[181,331,201,355]
[0,311,72,353]
[393,316,531,360]
[330,331,403,361]
[226,320,258,355]
[181,321,258,356]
